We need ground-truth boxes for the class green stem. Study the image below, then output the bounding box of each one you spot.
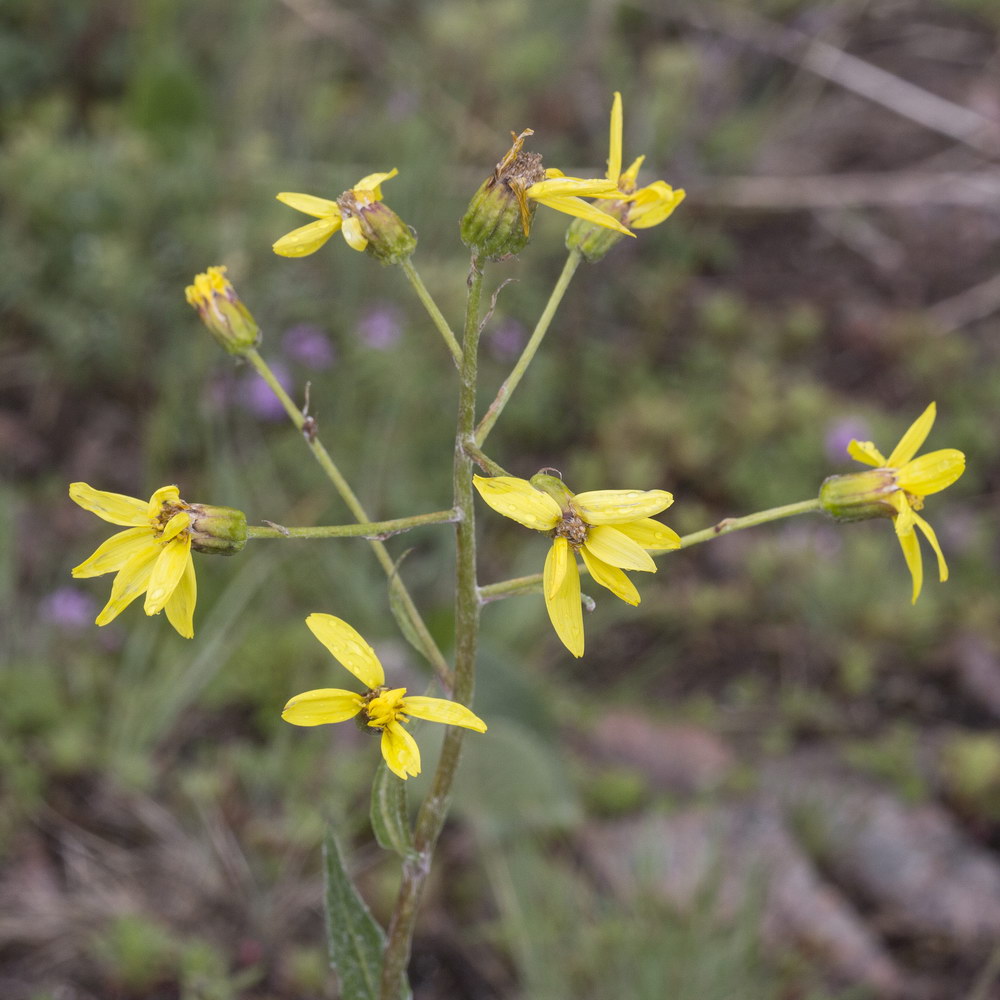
[246,509,458,540]
[243,347,453,690]
[475,249,582,446]
[477,498,824,602]
[379,257,485,1000]
[399,258,463,368]
[462,441,510,478]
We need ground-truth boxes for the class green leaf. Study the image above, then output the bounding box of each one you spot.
[370,763,416,858]
[322,829,390,1000]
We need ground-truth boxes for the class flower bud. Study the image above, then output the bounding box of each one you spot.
[819,470,898,523]
[185,267,260,355]
[460,129,545,261]
[186,503,248,555]
[340,192,417,265]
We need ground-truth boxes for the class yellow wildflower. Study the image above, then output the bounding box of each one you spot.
[272,169,415,262]
[841,402,965,602]
[473,473,680,657]
[184,265,260,355]
[282,614,487,779]
[70,484,199,638]
[567,92,686,261]
[461,129,631,261]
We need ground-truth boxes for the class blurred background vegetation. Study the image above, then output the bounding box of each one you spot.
[2,0,999,997]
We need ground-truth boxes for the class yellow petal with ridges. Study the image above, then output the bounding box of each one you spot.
[147,485,180,518]
[527,177,621,199]
[353,168,398,195]
[574,489,673,523]
[544,543,584,658]
[71,527,154,578]
[897,527,923,604]
[69,483,148,526]
[381,721,421,779]
[887,402,936,468]
[272,217,341,257]
[584,525,657,572]
[95,545,160,625]
[913,511,948,584]
[545,536,570,601]
[402,696,487,732]
[276,192,340,217]
[607,91,623,182]
[581,547,640,606]
[473,475,562,531]
[615,517,682,551]
[897,449,965,496]
[629,184,686,229]
[164,552,197,638]
[847,439,887,467]
[144,535,192,616]
[340,215,368,252]
[530,194,634,236]
[305,613,385,689]
[282,688,365,726]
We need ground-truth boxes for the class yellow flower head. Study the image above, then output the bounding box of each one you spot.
[70,484,200,637]
[282,614,487,779]
[473,474,681,657]
[461,129,632,261]
[184,266,260,355]
[844,402,965,603]
[272,169,415,263]
[567,92,686,261]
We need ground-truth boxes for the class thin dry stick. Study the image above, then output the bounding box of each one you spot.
[929,271,1000,333]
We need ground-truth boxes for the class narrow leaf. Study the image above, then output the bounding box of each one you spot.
[370,763,416,858]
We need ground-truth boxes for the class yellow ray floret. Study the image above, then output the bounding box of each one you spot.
[282,614,487,779]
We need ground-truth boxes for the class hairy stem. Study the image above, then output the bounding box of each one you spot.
[399,257,463,368]
[475,248,581,446]
[244,347,453,690]
[246,509,459,540]
[379,257,485,1000]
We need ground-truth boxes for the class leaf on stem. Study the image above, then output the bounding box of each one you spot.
[370,763,416,858]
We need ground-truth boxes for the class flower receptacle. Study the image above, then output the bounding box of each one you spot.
[819,470,898,523]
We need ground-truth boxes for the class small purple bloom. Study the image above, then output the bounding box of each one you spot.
[358,305,403,350]
[241,361,294,421]
[283,324,336,370]
[488,318,527,361]
[41,587,97,628]
[825,416,871,464]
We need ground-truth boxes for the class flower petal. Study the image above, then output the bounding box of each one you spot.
[574,488,673,523]
[147,485,180,518]
[618,155,645,190]
[584,525,657,572]
[144,535,192,616]
[897,449,965,496]
[272,217,341,257]
[71,527,153,578]
[164,551,197,638]
[847,440,887,467]
[886,402,936,468]
[629,184,686,229]
[543,542,584,658]
[473,475,561,531]
[305,613,385,689]
[580,547,640,606]
[381,721,421,779]
[913,511,949,584]
[544,536,570,601]
[527,177,620,199]
[890,492,916,536]
[402,696,487,732]
[529,193,634,235]
[897,525,923,604]
[607,91,623,182]
[353,168,398,195]
[276,191,340,217]
[282,688,365,726]
[160,510,191,542]
[94,545,160,626]
[340,215,368,252]
[614,517,682,551]
[69,483,148,526]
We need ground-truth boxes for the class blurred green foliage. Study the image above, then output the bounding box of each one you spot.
[3,0,999,996]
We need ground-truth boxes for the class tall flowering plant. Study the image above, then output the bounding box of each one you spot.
[69,92,966,999]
